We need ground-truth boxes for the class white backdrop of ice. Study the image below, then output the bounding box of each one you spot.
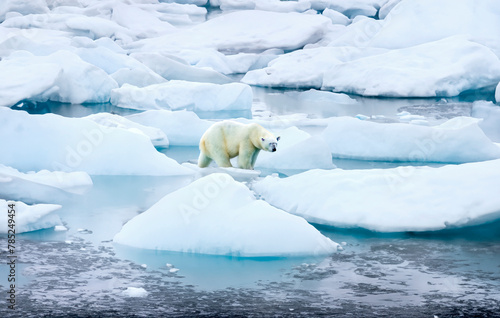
[0,108,193,176]
[114,173,339,257]
[126,110,212,146]
[321,116,500,163]
[0,199,62,234]
[253,159,500,232]
[111,81,252,112]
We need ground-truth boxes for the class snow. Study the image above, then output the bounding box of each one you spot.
[253,159,500,232]
[122,287,148,298]
[322,37,500,97]
[471,101,500,143]
[85,113,170,147]
[0,164,92,202]
[255,126,335,171]
[0,200,62,234]
[126,110,212,146]
[114,173,339,257]
[111,81,252,112]
[321,116,500,163]
[131,10,331,54]
[0,108,193,176]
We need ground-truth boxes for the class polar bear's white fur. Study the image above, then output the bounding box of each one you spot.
[198,120,279,169]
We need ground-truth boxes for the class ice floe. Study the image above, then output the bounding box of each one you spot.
[0,199,62,234]
[0,108,193,176]
[322,37,500,97]
[471,101,500,143]
[255,126,334,171]
[253,159,500,232]
[114,173,339,256]
[126,110,212,146]
[85,112,169,147]
[321,116,500,163]
[111,81,252,111]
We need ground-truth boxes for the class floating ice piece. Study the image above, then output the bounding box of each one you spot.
[122,287,148,298]
[253,159,500,232]
[54,225,68,232]
[322,8,350,26]
[131,10,330,54]
[0,164,92,203]
[114,173,338,256]
[0,108,193,176]
[85,113,169,147]
[111,3,175,38]
[0,0,48,22]
[242,46,386,88]
[321,116,500,163]
[311,0,382,18]
[322,37,500,97]
[111,81,252,112]
[126,110,211,146]
[0,200,62,234]
[131,52,231,84]
[471,101,500,143]
[255,126,334,171]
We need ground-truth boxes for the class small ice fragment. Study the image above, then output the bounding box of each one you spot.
[65,240,72,244]
[141,264,147,269]
[122,287,148,298]
[166,263,173,268]
[341,242,347,246]
[355,114,369,120]
[169,268,180,273]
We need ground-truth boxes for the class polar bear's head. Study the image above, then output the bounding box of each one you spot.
[261,136,280,152]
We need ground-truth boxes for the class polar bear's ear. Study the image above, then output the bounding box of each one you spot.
[276,136,280,141]
[261,137,265,142]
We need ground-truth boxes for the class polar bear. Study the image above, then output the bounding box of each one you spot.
[198,120,280,169]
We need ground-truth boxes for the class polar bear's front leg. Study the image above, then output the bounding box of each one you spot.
[238,145,256,170]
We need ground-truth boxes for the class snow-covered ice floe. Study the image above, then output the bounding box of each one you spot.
[322,37,500,97]
[321,116,500,163]
[126,110,212,146]
[111,81,252,111]
[129,10,330,53]
[0,164,92,203]
[114,173,339,257]
[0,108,193,176]
[0,199,62,234]
[253,159,500,232]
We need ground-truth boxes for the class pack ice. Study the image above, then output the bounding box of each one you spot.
[114,173,339,257]
[253,159,500,232]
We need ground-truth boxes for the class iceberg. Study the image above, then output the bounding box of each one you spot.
[114,173,339,257]
[111,81,252,112]
[322,37,500,97]
[131,10,330,54]
[85,113,169,147]
[321,116,500,163]
[0,108,193,176]
[255,126,334,171]
[126,110,212,146]
[0,200,62,234]
[253,159,500,232]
